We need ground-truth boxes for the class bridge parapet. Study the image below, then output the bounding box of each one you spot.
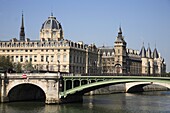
[0,73,59,79]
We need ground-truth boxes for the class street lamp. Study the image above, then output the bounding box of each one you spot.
[46,61,49,72]
[57,60,60,72]
[36,64,39,73]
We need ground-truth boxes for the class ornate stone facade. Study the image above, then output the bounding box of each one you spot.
[0,13,166,75]
[0,14,101,74]
[99,27,166,74]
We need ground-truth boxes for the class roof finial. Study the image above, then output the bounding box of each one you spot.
[143,42,144,46]
[21,11,24,27]
[119,24,122,33]
[51,12,53,16]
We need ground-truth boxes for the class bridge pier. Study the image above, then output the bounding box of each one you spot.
[45,80,61,104]
[0,74,9,103]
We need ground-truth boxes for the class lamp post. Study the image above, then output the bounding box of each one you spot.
[57,60,60,72]
[36,64,38,73]
[57,60,60,76]
[94,60,97,74]
[46,61,49,72]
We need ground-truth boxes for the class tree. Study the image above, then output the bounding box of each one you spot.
[23,61,34,72]
[0,56,13,72]
[13,62,22,73]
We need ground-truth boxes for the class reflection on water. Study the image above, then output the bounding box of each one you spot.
[0,91,170,113]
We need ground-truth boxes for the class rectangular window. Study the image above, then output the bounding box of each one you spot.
[51,56,54,62]
[46,56,49,62]
[25,56,28,62]
[34,56,37,62]
[20,56,23,62]
[41,56,44,62]
[16,56,18,62]
[11,56,14,62]
[63,55,67,62]
[30,55,32,62]
[57,55,60,61]
[118,56,120,61]
[118,49,120,54]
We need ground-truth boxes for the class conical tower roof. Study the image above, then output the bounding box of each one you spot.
[147,44,152,58]
[140,44,146,58]
[153,48,159,58]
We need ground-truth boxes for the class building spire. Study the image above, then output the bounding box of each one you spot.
[20,11,25,41]
[118,25,122,34]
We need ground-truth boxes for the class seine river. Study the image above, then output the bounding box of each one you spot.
[1,91,170,113]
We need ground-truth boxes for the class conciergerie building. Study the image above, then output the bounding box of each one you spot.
[0,13,166,74]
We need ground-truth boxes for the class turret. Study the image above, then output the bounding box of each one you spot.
[114,26,127,74]
[140,43,149,74]
[147,44,154,74]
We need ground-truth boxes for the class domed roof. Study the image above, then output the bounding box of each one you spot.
[41,14,62,30]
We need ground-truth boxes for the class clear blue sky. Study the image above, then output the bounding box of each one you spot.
[0,0,170,72]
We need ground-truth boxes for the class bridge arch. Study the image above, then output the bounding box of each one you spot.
[8,83,46,102]
[126,82,170,93]
[7,81,47,102]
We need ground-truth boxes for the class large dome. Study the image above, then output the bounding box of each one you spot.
[41,15,62,30]
[40,14,64,41]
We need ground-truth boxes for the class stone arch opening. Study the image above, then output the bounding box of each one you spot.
[127,84,148,93]
[127,83,169,93]
[8,83,46,102]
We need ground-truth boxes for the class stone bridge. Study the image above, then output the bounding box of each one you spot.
[1,73,170,104]
[0,73,62,104]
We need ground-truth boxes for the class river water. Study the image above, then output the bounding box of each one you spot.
[1,91,170,113]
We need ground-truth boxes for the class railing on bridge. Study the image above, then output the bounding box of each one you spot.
[81,73,170,77]
[61,73,170,77]
[1,72,170,78]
